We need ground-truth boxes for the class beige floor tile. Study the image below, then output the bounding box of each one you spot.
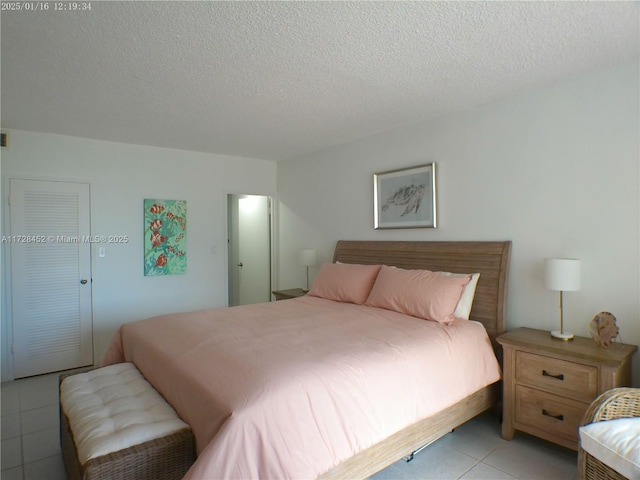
[1,436,23,470]
[21,404,59,435]
[0,466,24,480]
[483,434,577,480]
[22,426,60,464]
[369,462,404,480]
[438,412,507,460]
[1,382,22,415]
[385,439,479,480]
[23,454,66,480]
[1,412,22,440]
[460,462,519,479]
[18,374,59,412]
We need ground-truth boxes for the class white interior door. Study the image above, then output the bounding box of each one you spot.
[9,179,93,378]
[228,194,271,306]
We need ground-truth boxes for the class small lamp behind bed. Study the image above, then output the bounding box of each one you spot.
[544,258,581,340]
[300,249,317,292]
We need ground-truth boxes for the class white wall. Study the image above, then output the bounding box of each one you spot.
[277,61,640,385]
[1,131,276,380]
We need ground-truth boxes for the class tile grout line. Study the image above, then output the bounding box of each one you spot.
[1,377,61,479]
[454,446,524,480]
[454,456,484,480]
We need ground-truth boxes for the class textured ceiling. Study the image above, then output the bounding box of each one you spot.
[2,1,638,161]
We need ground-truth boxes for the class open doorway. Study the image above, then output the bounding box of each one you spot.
[227,194,272,306]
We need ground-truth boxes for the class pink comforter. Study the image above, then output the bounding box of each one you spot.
[103,296,501,479]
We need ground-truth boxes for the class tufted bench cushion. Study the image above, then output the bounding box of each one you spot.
[579,418,640,480]
[59,362,196,480]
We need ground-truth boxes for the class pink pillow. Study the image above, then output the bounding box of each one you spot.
[308,263,382,304]
[365,265,471,324]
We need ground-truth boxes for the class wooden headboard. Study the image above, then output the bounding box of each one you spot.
[333,240,511,345]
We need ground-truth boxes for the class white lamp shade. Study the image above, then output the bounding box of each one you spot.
[299,249,317,267]
[544,258,581,292]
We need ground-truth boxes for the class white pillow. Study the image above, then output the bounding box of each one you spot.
[437,272,480,320]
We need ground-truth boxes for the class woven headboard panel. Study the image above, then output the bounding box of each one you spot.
[333,240,511,344]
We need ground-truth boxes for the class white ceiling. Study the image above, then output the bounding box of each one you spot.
[2,1,638,161]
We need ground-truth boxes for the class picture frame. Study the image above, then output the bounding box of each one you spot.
[373,163,437,229]
[143,199,187,276]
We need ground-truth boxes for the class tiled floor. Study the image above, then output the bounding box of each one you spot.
[2,373,65,480]
[1,372,578,480]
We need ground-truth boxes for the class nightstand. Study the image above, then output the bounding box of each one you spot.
[497,327,637,451]
[272,288,307,301]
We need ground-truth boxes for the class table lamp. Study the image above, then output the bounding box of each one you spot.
[544,258,581,340]
[299,249,317,292]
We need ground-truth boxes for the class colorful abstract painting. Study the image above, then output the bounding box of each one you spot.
[143,199,187,276]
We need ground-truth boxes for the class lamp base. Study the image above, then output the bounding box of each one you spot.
[550,330,574,341]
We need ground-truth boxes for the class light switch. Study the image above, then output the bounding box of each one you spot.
[99,246,106,258]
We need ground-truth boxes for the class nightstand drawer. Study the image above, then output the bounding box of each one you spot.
[516,351,597,402]
[515,385,587,443]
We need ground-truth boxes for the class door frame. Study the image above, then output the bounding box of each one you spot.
[1,174,95,381]
[225,192,276,306]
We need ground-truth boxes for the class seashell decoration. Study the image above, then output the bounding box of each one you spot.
[589,312,619,347]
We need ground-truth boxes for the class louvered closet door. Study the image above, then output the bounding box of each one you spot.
[10,179,93,378]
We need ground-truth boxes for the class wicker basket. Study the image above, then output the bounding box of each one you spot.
[578,387,640,480]
[59,369,196,480]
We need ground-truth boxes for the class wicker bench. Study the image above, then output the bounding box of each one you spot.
[578,387,640,480]
[59,363,196,480]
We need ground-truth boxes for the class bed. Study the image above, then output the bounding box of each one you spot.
[103,240,511,479]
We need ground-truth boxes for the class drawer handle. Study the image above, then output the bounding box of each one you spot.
[542,370,564,381]
[542,409,564,421]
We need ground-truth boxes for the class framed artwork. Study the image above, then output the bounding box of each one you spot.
[143,199,187,276]
[373,163,437,229]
